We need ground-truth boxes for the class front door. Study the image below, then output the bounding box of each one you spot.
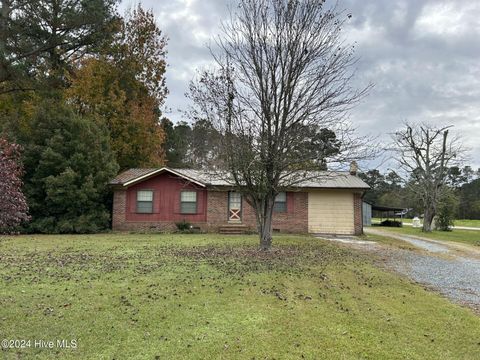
[228,192,242,222]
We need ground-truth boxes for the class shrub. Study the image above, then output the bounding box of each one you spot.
[0,138,30,233]
[435,190,459,231]
[175,220,192,232]
[379,219,403,227]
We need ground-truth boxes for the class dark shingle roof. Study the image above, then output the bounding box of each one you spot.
[109,168,158,185]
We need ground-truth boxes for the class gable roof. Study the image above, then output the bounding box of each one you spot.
[109,167,369,190]
[109,167,207,187]
[109,168,158,185]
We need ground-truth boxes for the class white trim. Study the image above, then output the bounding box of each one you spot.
[137,189,153,201]
[123,167,206,187]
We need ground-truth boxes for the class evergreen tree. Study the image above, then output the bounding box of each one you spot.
[458,178,480,219]
[161,118,224,169]
[1,0,119,92]
[190,119,222,168]
[20,99,118,233]
[161,119,192,168]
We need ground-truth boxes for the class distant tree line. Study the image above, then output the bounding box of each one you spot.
[161,119,222,169]
[161,119,342,171]
[360,165,480,220]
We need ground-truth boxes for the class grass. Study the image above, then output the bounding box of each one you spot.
[1,233,480,359]
[372,217,480,228]
[370,226,480,246]
[360,233,420,251]
[452,219,480,228]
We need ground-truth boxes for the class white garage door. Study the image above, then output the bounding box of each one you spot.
[308,190,354,234]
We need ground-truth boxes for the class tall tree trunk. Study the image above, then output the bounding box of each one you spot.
[256,196,274,250]
[423,207,435,232]
[260,217,273,250]
[0,0,11,83]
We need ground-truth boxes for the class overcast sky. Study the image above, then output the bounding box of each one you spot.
[120,0,480,170]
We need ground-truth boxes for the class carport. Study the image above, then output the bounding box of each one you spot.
[372,204,406,223]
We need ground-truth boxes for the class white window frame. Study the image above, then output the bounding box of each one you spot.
[273,192,287,213]
[136,190,154,213]
[180,191,197,214]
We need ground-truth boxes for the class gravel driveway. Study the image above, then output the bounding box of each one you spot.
[319,229,480,312]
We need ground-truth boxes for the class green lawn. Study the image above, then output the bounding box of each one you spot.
[373,217,480,228]
[1,233,480,359]
[452,219,480,228]
[370,226,480,246]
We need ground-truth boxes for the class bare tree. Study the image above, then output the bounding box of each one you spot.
[188,0,372,249]
[392,123,464,232]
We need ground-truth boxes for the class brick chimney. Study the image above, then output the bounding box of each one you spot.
[349,161,358,176]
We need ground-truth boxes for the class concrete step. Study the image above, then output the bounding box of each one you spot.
[219,224,248,234]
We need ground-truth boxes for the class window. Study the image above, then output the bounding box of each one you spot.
[180,191,197,214]
[136,190,153,213]
[274,192,287,212]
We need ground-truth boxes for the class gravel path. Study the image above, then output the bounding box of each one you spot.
[387,249,480,309]
[318,229,480,311]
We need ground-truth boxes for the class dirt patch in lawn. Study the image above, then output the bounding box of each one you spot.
[0,240,369,287]
[0,248,168,284]
[169,243,364,276]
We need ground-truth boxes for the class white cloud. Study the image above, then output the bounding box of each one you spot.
[414,1,480,37]
[120,0,480,168]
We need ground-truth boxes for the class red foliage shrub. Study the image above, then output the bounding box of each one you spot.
[0,138,30,233]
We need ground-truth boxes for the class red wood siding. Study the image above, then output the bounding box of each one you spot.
[125,172,207,222]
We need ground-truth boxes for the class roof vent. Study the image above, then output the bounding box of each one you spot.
[349,161,358,176]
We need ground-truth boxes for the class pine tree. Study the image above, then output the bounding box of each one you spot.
[1,0,119,92]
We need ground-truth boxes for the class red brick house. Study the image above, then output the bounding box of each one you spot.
[109,167,369,235]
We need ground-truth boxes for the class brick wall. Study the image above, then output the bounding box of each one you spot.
[113,187,343,235]
[112,189,127,231]
[205,190,308,233]
[112,219,209,232]
[275,192,308,233]
[353,192,363,235]
[240,192,308,233]
[206,191,229,229]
